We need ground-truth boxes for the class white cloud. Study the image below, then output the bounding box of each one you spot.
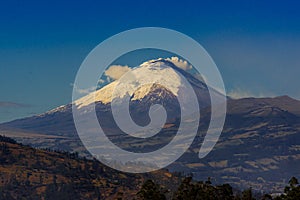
[0,102,27,108]
[228,89,255,99]
[104,65,131,80]
[228,88,273,99]
[166,57,192,71]
[70,83,96,95]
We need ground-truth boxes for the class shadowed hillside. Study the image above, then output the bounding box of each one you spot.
[0,135,180,200]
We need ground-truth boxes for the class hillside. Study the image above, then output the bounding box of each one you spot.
[2,96,300,192]
[0,135,180,200]
[173,96,300,192]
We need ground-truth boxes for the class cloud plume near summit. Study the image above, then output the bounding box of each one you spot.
[104,65,131,80]
[103,57,192,81]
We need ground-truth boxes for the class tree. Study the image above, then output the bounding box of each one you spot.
[289,177,299,188]
[137,180,166,200]
[216,184,234,200]
[283,177,300,200]
[241,188,255,200]
[0,143,10,155]
[205,177,212,185]
[262,194,273,200]
[173,177,235,200]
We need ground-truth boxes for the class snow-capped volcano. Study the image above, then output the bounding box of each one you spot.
[74,59,201,109]
[1,58,213,137]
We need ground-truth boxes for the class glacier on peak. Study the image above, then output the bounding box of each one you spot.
[74,59,192,108]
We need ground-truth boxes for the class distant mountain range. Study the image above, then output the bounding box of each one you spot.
[1,59,300,193]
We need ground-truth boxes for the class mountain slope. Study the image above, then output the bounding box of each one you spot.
[1,58,300,192]
[0,135,180,199]
[173,96,300,192]
[2,96,300,192]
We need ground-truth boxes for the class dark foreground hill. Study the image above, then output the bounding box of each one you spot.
[0,135,180,200]
[1,135,300,200]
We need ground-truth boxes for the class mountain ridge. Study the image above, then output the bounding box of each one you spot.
[1,59,300,192]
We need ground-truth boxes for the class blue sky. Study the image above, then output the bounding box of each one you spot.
[0,0,300,122]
